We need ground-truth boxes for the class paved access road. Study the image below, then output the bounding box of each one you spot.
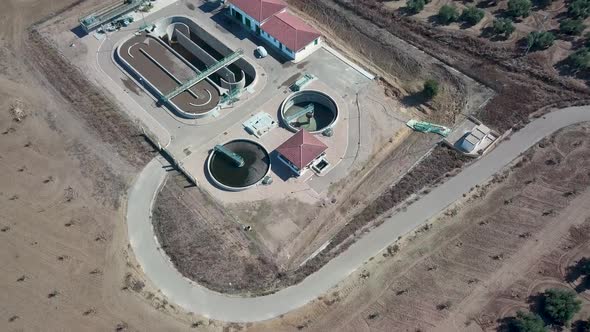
[127,106,590,322]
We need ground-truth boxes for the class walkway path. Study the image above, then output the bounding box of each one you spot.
[127,106,590,322]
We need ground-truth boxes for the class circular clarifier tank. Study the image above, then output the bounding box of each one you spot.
[207,139,271,191]
[280,90,339,134]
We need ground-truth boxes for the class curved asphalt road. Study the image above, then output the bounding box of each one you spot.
[127,106,590,322]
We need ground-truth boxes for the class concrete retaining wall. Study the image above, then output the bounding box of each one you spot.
[114,36,220,119]
[174,27,237,84]
[154,16,257,89]
[280,90,339,133]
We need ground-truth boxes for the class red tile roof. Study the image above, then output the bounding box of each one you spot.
[229,0,287,23]
[261,11,321,52]
[276,130,328,170]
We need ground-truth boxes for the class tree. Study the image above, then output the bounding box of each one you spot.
[406,0,426,14]
[492,17,516,38]
[438,4,460,24]
[508,0,532,18]
[543,288,582,325]
[512,311,548,332]
[535,0,553,8]
[461,6,485,26]
[423,79,439,99]
[567,47,590,71]
[580,257,590,275]
[527,31,555,50]
[560,18,586,35]
[568,0,590,18]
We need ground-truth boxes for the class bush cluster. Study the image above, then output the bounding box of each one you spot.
[406,0,426,13]
[560,18,586,35]
[438,4,460,24]
[492,17,516,38]
[512,311,547,332]
[527,31,555,50]
[423,79,439,99]
[568,0,590,18]
[543,288,582,325]
[508,0,532,18]
[461,5,485,25]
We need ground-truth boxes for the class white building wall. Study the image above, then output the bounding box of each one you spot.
[229,4,322,62]
[277,154,308,177]
[293,36,322,63]
[259,29,323,61]
[258,29,295,58]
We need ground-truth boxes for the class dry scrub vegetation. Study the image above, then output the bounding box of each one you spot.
[153,173,280,294]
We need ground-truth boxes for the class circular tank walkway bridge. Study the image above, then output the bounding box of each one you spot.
[126,105,590,322]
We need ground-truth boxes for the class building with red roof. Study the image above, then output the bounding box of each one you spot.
[228,0,322,62]
[276,130,328,176]
[261,11,321,55]
[228,0,287,23]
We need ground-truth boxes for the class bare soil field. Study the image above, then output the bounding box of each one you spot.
[0,0,213,330]
[459,219,590,331]
[254,123,590,332]
[381,0,589,81]
[153,172,280,294]
[288,0,590,131]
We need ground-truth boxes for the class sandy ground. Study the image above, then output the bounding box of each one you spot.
[0,1,209,330]
[3,0,590,331]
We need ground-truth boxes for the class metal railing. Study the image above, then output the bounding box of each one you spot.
[285,103,315,123]
[80,0,144,31]
[162,49,244,102]
[214,145,245,167]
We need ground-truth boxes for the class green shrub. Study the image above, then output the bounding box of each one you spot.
[508,0,532,17]
[568,48,590,71]
[568,0,590,18]
[461,6,485,25]
[543,288,582,325]
[560,18,586,35]
[512,311,548,332]
[406,0,426,13]
[438,4,460,24]
[492,17,516,38]
[423,79,439,99]
[535,0,553,8]
[527,31,555,50]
